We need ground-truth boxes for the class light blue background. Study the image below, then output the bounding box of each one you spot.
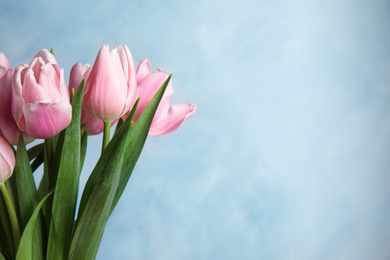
[1,0,390,259]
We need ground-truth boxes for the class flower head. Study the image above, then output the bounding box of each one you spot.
[123,59,196,136]
[83,44,137,122]
[12,50,72,139]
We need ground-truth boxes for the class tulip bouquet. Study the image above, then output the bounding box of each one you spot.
[0,45,195,260]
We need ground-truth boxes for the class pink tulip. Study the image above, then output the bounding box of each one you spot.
[69,62,117,135]
[12,50,72,139]
[83,44,137,122]
[0,53,33,145]
[0,135,15,183]
[123,59,196,136]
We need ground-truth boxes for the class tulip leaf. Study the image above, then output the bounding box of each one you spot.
[0,192,15,259]
[14,136,39,229]
[5,173,20,223]
[46,79,84,260]
[68,115,133,260]
[76,99,139,223]
[80,130,88,173]
[30,151,44,173]
[13,137,45,260]
[27,143,44,161]
[0,251,6,260]
[15,191,52,260]
[111,74,171,213]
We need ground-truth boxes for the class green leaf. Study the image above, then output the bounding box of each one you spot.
[27,143,44,161]
[79,130,88,173]
[0,191,15,259]
[68,116,133,260]
[76,99,139,222]
[14,136,39,228]
[16,191,52,260]
[14,136,44,259]
[46,79,84,260]
[30,151,44,173]
[5,173,20,223]
[111,74,171,213]
[0,251,7,260]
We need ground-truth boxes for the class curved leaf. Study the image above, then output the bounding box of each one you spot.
[46,79,84,260]
[111,74,171,213]
[16,191,52,260]
[69,115,133,260]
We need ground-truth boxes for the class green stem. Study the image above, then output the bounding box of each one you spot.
[102,121,111,153]
[0,183,21,251]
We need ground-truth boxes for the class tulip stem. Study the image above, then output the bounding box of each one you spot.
[102,121,111,152]
[0,182,21,251]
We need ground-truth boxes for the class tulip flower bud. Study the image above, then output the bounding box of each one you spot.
[123,59,196,136]
[12,50,72,139]
[0,136,15,183]
[69,62,117,135]
[83,44,137,122]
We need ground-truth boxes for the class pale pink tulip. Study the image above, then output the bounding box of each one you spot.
[12,50,72,139]
[0,53,33,145]
[0,135,15,183]
[83,44,137,122]
[69,62,117,135]
[124,59,196,136]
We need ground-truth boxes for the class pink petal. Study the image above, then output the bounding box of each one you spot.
[0,52,10,70]
[12,64,28,131]
[23,97,72,139]
[135,70,170,119]
[149,103,196,136]
[136,59,151,83]
[33,49,58,65]
[0,136,15,183]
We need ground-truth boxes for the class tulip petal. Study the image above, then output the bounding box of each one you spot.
[33,49,58,65]
[69,63,92,91]
[135,70,171,119]
[0,52,10,70]
[23,97,72,139]
[12,64,28,131]
[136,59,151,83]
[0,136,15,183]
[149,103,196,136]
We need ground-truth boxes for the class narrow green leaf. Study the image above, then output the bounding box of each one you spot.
[5,173,20,222]
[111,74,171,213]
[69,115,133,260]
[114,118,124,135]
[16,191,52,260]
[80,130,88,173]
[0,191,15,258]
[14,136,39,229]
[27,143,44,161]
[14,136,44,259]
[30,151,44,173]
[50,130,66,186]
[0,251,7,260]
[46,79,84,260]
[76,99,139,222]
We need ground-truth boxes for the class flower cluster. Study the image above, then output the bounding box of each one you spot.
[0,45,196,183]
[0,44,195,259]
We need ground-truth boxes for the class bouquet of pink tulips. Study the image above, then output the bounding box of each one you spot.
[0,45,195,260]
